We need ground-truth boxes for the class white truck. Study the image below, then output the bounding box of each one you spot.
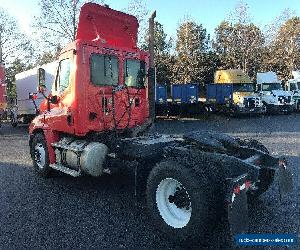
[285,71,300,110]
[11,61,57,126]
[256,72,294,114]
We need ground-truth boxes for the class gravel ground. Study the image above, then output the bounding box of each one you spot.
[0,114,299,249]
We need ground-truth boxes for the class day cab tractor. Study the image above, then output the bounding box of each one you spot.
[285,71,300,111]
[207,69,265,115]
[29,3,293,244]
[257,72,294,114]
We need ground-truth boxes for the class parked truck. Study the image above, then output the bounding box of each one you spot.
[285,71,300,110]
[0,63,7,127]
[11,61,57,126]
[207,69,265,115]
[28,3,292,245]
[257,72,294,114]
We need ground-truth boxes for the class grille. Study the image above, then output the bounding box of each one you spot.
[244,97,260,108]
[278,96,291,104]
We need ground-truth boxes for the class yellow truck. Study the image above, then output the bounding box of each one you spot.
[213,69,265,114]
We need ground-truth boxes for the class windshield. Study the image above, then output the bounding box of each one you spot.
[297,82,300,90]
[233,84,253,92]
[124,59,146,88]
[262,83,282,91]
[290,82,297,91]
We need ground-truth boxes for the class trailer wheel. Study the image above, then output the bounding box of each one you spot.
[146,160,213,243]
[31,133,51,177]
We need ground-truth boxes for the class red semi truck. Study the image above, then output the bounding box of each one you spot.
[0,63,7,126]
[29,3,292,244]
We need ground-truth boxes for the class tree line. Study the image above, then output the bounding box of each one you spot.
[148,3,300,86]
[1,0,300,99]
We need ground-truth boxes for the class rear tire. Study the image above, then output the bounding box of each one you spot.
[146,159,215,244]
[30,133,52,177]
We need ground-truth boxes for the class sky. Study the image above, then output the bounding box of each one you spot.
[0,0,300,39]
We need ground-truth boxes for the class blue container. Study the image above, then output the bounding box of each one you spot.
[207,84,233,104]
[155,84,167,104]
[171,83,199,104]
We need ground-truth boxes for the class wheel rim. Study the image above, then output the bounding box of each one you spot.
[34,143,46,169]
[156,178,192,228]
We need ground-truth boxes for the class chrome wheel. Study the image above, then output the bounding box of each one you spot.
[156,178,192,228]
[34,143,46,169]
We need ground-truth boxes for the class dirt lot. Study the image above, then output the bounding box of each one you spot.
[0,114,299,249]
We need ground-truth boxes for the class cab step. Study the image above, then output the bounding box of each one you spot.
[49,164,81,177]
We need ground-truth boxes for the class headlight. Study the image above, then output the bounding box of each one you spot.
[237,102,245,107]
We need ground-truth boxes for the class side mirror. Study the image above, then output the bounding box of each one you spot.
[29,92,38,100]
[37,68,46,93]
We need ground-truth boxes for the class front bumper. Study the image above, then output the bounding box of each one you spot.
[266,104,294,113]
[231,105,266,114]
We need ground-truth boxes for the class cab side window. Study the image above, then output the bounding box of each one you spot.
[90,54,119,86]
[56,59,71,93]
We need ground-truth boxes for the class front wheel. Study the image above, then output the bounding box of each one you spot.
[30,133,52,177]
[146,160,213,244]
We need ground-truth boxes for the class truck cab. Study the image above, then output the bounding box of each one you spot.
[285,71,300,110]
[257,72,294,113]
[213,69,265,114]
[29,3,150,167]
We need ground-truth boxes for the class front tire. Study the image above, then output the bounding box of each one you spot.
[146,160,213,244]
[30,133,51,177]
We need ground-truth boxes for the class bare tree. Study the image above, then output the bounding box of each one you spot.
[0,7,32,64]
[264,8,295,45]
[33,0,105,49]
[125,0,149,45]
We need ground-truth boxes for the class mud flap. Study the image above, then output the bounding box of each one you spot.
[225,174,249,239]
[278,159,293,200]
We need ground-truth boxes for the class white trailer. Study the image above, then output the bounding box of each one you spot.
[256,72,294,113]
[11,61,57,126]
[285,71,300,110]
